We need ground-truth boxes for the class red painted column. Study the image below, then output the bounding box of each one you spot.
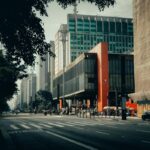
[90,43,109,112]
[59,99,62,110]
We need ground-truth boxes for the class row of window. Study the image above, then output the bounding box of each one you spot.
[109,75,134,91]
[69,20,133,35]
[70,33,133,43]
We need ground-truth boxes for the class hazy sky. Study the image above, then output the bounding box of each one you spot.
[41,0,133,42]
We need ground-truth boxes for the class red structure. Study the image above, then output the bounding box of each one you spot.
[91,43,109,112]
[126,98,137,116]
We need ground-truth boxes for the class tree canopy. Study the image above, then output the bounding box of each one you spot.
[0,0,115,110]
[0,51,20,101]
[0,0,115,67]
[34,90,53,112]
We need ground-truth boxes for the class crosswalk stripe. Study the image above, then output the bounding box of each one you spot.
[47,122,64,127]
[10,125,19,130]
[66,122,85,126]
[76,121,99,126]
[20,124,31,129]
[30,123,42,129]
[55,122,74,127]
[39,123,52,128]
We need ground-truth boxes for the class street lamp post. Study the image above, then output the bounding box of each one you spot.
[115,88,119,116]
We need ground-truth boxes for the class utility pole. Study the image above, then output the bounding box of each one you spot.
[115,88,118,116]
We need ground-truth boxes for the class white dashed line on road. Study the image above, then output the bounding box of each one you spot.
[39,123,52,128]
[10,125,19,130]
[20,124,31,129]
[29,123,42,129]
[96,131,110,135]
[47,122,64,127]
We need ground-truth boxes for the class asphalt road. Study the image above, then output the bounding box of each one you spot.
[0,114,150,150]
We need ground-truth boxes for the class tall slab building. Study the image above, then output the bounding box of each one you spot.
[130,0,150,117]
[67,14,133,61]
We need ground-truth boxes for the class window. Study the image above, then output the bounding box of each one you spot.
[97,21,102,32]
[122,22,127,34]
[104,21,109,33]
[116,22,121,34]
[110,22,115,33]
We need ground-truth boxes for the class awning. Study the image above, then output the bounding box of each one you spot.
[128,91,150,101]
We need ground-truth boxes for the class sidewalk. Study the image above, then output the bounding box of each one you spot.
[76,112,140,121]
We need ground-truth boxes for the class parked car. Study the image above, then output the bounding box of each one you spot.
[142,111,150,120]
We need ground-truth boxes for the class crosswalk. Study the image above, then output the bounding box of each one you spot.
[8,120,125,131]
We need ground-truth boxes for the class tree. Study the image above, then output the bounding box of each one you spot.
[0,0,115,67]
[35,90,53,112]
[0,100,10,115]
[0,51,19,101]
[0,0,115,109]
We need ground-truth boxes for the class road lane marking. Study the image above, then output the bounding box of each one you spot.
[30,123,42,129]
[20,124,31,129]
[106,125,118,129]
[46,131,98,150]
[47,122,64,127]
[66,122,85,126]
[10,125,19,130]
[39,123,52,128]
[55,122,74,127]
[136,130,150,133]
[78,121,100,126]
[96,131,110,135]
[141,140,150,144]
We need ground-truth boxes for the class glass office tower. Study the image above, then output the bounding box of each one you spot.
[67,14,133,61]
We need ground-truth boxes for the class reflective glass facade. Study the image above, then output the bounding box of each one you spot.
[53,53,97,99]
[68,14,133,62]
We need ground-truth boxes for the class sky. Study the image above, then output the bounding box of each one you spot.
[41,0,133,42]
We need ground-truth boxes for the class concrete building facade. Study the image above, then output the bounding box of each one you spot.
[129,0,150,117]
[54,24,70,75]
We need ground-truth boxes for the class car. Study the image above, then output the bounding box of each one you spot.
[142,111,150,120]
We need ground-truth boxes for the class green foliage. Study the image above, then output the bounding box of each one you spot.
[56,0,116,11]
[0,0,55,67]
[0,100,10,114]
[35,90,53,111]
[0,52,20,101]
[0,0,115,112]
[0,0,115,67]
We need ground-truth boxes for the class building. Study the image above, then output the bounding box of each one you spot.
[27,74,36,105]
[53,43,134,112]
[36,54,49,91]
[20,78,28,109]
[67,14,133,61]
[54,25,70,74]
[53,14,134,111]
[20,74,36,110]
[36,41,55,92]
[129,0,150,117]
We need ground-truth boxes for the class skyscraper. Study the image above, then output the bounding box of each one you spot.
[129,0,150,117]
[20,74,36,109]
[67,14,133,61]
[36,54,49,91]
[54,24,70,75]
